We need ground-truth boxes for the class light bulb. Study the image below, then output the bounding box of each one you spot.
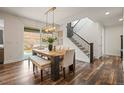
[119,18,123,21]
[105,12,110,15]
[53,27,56,29]
[46,29,48,32]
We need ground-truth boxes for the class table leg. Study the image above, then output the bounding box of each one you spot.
[41,70,43,81]
[51,56,60,81]
[33,64,35,73]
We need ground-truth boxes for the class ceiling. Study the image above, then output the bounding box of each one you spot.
[0,7,123,26]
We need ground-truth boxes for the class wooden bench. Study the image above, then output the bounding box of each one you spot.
[29,55,51,81]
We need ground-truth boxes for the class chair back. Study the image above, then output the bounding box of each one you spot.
[62,49,75,67]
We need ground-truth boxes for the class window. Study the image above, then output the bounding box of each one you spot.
[24,27,40,52]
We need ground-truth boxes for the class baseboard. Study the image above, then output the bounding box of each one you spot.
[76,59,90,63]
[103,54,120,57]
[4,57,24,64]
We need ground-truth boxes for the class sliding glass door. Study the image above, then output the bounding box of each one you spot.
[24,27,40,58]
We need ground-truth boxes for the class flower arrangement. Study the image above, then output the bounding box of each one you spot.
[47,37,57,44]
[47,36,57,51]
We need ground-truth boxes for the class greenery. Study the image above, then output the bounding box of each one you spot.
[47,37,57,44]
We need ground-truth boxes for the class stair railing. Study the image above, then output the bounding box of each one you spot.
[67,20,94,63]
[72,19,81,28]
[72,32,94,63]
[73,20,88,32]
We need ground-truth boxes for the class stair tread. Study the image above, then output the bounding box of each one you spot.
[77,45,83,47]
[70,38,91,58]
[79,47,85,48]
[83,50,89,53]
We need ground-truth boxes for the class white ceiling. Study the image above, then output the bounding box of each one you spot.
[0,7,123,26]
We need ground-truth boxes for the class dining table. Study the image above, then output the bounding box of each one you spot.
[32,48,75,81]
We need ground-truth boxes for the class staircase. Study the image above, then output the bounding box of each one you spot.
[67,19,94,63]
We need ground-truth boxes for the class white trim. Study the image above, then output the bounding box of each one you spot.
[4,57,24,64]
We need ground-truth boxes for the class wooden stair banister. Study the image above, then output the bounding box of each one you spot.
[90,43,93,64]
[72,32,94,63]
[67,22,94,63]
[73,20,81,28]
[73,31,90,45]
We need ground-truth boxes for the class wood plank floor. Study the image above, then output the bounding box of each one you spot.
[0,56,124,85]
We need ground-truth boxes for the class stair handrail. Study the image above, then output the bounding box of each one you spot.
[73,31,90,45]
[73,31,94,63]
[72,19,90,45]
[73,19,81,28]
[72,22,94,63]
[73,20,87,31]
[73,20,89,32]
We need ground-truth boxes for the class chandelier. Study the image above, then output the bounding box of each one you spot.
[42,7,56,33]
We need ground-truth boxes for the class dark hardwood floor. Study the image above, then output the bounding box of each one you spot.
[0,56,124,85]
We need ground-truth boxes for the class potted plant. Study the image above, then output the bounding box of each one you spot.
[47,37,57,51]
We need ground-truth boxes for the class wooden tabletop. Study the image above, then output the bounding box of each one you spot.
[32,48,66,57]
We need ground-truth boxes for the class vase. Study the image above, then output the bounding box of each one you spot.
[48,44,53,51]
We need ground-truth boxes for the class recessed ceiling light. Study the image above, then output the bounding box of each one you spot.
[105,12,110,15]
[119,18,123,22]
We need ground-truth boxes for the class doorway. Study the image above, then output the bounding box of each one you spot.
[0,19,4,64]
[23,27,40,59]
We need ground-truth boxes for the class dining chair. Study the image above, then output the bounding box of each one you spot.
[61,49,75,79]
[56,45,70,52]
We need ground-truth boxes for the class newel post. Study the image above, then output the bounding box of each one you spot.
[90,43,94,64]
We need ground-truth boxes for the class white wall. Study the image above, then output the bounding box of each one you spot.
[19,17,44,29]
[104,25,123,56]
[0,11,44,64]
[61,24,90,63]
[0,12,24,64]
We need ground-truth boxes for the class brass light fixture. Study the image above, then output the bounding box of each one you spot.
[42,7,56,33]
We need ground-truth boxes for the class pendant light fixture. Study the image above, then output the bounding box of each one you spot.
[42,7,56,33]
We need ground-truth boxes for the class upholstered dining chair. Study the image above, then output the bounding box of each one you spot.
[61,49,75,79]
